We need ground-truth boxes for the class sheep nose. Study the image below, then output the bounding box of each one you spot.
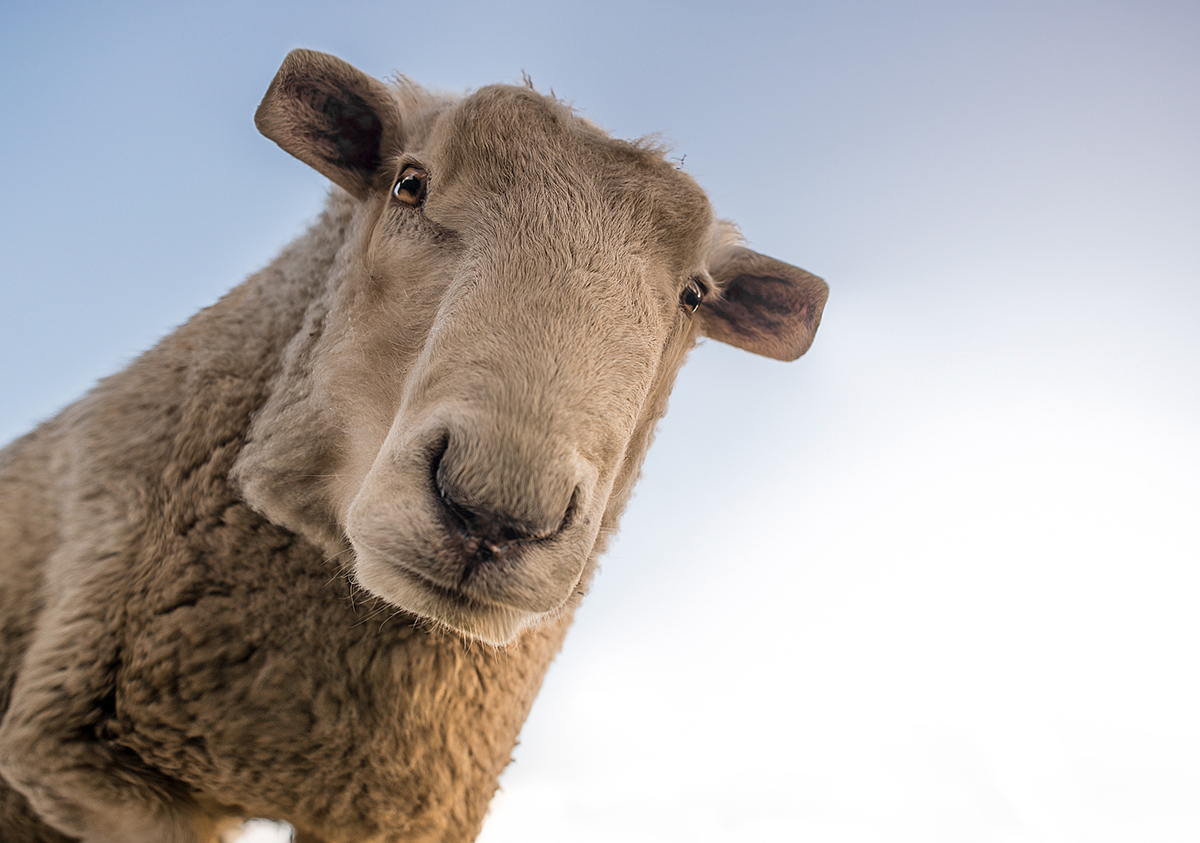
[437,486,564,548]
[431,438,578,551]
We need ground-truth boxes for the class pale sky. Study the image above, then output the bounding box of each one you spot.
[3,2,1199,841]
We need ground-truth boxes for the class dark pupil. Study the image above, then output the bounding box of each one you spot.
[400,175,421,194]
[682,285,702,310]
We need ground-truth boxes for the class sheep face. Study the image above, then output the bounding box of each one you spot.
[234,51,827,645]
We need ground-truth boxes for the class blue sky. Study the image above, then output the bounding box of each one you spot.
[3,2,1199,841]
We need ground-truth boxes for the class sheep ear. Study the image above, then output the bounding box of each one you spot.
[256,49,401,199]
[699,246,828,361]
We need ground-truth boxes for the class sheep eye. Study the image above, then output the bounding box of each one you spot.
[680,278,705,314]
[392,166,427,206]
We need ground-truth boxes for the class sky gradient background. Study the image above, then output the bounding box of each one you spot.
[2,2,1198,841]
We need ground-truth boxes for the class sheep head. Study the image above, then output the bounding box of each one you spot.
[233,50,827,645]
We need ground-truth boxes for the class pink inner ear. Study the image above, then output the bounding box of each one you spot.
[256,49,399,200]
[702,270,826,361]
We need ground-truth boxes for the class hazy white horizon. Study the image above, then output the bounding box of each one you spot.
[3,2,1198,841]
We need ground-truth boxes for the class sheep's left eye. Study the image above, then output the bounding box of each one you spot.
[392,166,427,206]
[681,278,705,314]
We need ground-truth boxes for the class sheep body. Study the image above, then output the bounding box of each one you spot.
[0,51,826,842]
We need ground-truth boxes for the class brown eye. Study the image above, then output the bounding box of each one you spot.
[681,278,705,314]
[392,166,427,206]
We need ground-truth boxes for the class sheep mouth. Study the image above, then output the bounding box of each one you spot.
[356,551,547,645]
[391,561,495,611]
[399,532,576,611]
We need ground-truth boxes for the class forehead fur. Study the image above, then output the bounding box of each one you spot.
[412,82,713,270]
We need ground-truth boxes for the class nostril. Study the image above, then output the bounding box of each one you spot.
[430,435,474,527]
[430,436,567,549]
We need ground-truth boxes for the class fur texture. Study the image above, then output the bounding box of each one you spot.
[0,50,827,842]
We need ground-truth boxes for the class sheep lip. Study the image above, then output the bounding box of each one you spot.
[392,561,498,609]
[368,558,536,644]
[388,553,557,617]
[346,513,575,616]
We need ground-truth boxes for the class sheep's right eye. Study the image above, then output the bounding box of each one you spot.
[680,278,706,314]
[392,166,427,206]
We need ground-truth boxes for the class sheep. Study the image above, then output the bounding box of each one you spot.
[0,49,828,843]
